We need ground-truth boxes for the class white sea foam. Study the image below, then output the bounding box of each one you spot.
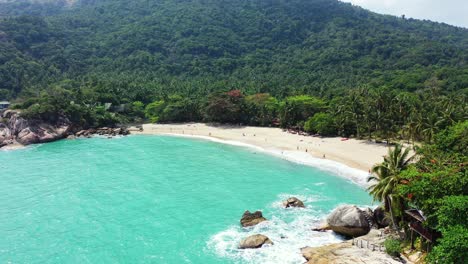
[157,133,371,188]
[206,194,344,264]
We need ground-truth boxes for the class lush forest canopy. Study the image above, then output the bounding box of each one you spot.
[1,0,467,99]
[0,0,466,136]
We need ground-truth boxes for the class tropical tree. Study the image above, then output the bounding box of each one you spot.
[368,144,414,228]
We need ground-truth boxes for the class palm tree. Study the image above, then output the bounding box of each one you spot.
[368,144,414,229]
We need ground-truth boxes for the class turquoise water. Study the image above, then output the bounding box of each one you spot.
[0,135,372,263]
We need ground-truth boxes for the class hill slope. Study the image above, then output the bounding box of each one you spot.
[0,0,467,100]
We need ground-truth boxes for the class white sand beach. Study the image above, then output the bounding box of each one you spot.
[133,123,391,186]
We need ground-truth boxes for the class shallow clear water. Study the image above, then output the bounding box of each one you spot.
[0,135,372,263]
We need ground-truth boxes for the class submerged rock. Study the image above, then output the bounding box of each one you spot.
[283,197,305,208]
[238,234,273,249]
[240,210,267,227]
[326,205,371,237]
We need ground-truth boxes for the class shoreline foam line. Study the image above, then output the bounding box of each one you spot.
[144,133,371,188]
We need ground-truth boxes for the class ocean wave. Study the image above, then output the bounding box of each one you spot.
[206,194,344,264]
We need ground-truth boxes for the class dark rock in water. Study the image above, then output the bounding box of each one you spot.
[326,205,371,237]
[75,130,86,137]
[373,206,390,228]
[283,197,305,208]
[238,234,273,249]
[312,226,330,232]
[240,210,267,227]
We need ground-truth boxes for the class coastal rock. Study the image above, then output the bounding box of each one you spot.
[16,127,40,145]
[238,234,273,249]
[15,124,70,145]
[76,127,129,137]
[283,197,305,208]
[326,205,371,237]
[312,225,331,232]
[373,206,390,228]
[0,123,12,146]
[2,109,19,119]
[302,229,401,264]
[240,210,267,227]
[7,113,29,135]
[75,130,87,137]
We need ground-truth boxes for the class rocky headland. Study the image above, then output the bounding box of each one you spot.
[0,109,129,149]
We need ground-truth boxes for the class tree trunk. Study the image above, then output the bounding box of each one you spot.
[386,196,398,230]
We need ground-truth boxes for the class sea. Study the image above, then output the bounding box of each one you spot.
[0,135,372,263]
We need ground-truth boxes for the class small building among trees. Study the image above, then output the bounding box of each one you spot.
[0,101,10,110]
[405,209,440,252]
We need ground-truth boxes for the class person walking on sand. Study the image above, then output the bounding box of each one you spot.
[323,154,326,158]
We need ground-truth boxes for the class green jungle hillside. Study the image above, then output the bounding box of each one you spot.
[0,0,467,101]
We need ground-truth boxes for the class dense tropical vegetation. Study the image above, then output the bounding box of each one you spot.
[0,0,467,262]
[368,122,467,263]
[0,0,465,135]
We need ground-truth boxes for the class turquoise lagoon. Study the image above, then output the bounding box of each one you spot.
[0,135,372,263]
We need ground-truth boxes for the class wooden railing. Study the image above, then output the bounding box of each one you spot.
[410,221,433,242]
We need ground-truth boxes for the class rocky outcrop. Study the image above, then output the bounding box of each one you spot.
[373,206,390,228]
[326,205,371,237]
[240,210,267,227]
[16,124,70,145]
[301,230,402,264]
[0,110,71,147]
[75,127,129,138]
[238,234,273,249]
[283,197,305,208]
[0,109,131,149]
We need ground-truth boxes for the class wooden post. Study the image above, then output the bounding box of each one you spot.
[411,229,415,250]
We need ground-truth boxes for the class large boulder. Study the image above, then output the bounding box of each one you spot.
[373,206,390,228]
[240,210,267,227]
[16,127,40,145]
[0,111,71,148]
[16,124,70,145]
[0,123,12,146]
[238,234,273,249]
[7,113,29,135]
[326,205,371,237]
[283,197,305,208]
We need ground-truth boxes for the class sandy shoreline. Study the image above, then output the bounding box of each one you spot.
[133,123,390,186]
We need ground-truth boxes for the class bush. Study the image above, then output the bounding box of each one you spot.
[384,238,401,257]
[427,225,468,264]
